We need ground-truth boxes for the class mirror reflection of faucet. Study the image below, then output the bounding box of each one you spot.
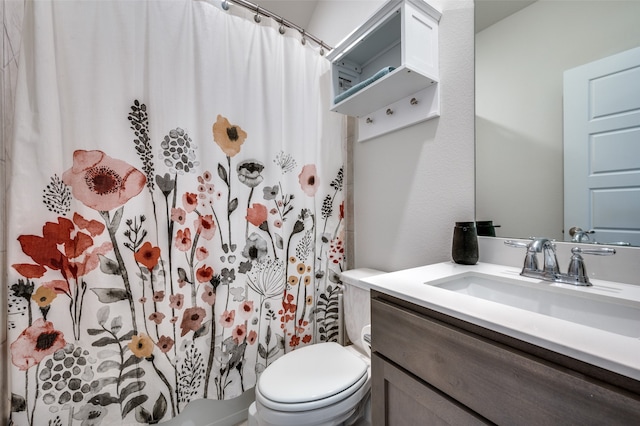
[569,226,594,243]
[505,238,616,286]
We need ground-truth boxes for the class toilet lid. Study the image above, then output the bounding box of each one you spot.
[258,342,368,405]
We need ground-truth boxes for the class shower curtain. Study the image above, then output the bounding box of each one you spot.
[6,0,345,424]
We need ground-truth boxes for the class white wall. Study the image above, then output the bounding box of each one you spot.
[476,1,640,241]
[311,0,476,272]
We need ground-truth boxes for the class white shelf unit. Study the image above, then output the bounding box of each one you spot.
[327,0,441,141]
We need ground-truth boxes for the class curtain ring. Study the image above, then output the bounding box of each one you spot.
[301,30,306,45]
[254,6,261,23]
[221,0,229,11]
[319,44,325,56]
[279,18,286,35]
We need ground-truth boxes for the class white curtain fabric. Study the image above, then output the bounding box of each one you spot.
[6,1,344,424]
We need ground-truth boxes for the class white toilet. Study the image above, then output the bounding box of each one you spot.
[247,268,383,426]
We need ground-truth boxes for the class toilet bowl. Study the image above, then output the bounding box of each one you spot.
[247,268,383,426]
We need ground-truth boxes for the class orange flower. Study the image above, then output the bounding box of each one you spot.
[62,150,146,211]
[134,241,161,270]
[212,115,247,157]
[128,334,154,358]
[32,286,57,307]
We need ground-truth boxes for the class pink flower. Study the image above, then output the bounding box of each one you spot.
[148,312,165,325]
[171,207,186,225]
[183,192,198,213]
[153,291,165,302]
[169,294,184,310]
[273,220,282,228]
[196,265,214,283]
[219,310,235,328]
[180,307,206,337]
[195,215,216,240]
[196,246,209,261]
[239,300,254,320]
[246,203,268,227]
[247,330,258,345]
[298,164,319,197]
[175,228,192,251]
[10,319,66,370]
[62,150,146,211]
[42,280,70,296]
[232,324,247,344]
[157,335,174,353]
[201,285,216,305]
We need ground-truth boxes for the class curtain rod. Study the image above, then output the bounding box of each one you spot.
[221,0,333,54]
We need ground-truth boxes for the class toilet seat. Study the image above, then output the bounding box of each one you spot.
[256,342,369,412]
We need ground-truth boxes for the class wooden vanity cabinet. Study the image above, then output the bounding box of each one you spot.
[371,290,640,425]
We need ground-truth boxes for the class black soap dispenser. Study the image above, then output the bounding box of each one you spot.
[452,221,479,265]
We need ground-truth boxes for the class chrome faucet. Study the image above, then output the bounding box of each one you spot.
[505,238,616,286]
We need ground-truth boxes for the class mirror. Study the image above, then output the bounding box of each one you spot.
[475,0,640,245]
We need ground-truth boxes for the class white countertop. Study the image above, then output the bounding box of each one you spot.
[362,262,640,381]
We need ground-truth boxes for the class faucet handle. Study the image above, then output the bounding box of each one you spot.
[572,246,616,256]
[566,246,616,286]
[504,240,529,249]
[504,240,538,272]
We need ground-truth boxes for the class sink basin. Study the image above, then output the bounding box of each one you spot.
[428,272,640,338]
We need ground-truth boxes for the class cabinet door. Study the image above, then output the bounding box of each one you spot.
[371,353,490,426]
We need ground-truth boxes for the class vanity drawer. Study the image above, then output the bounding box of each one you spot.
[371,296,640,425]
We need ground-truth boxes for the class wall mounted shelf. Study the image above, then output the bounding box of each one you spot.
[327,0,441,141]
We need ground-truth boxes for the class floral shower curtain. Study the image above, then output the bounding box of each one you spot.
[6,0,345,424]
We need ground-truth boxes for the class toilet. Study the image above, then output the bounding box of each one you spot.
[247,268,383,426]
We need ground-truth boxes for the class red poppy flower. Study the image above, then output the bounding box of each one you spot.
[62,150,146,211]
[134,241,161,270]
[196,265,214,283]
[10,319,66,370]
[246,203,268,227]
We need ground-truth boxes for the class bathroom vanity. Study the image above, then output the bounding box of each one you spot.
[366,262,640,425]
